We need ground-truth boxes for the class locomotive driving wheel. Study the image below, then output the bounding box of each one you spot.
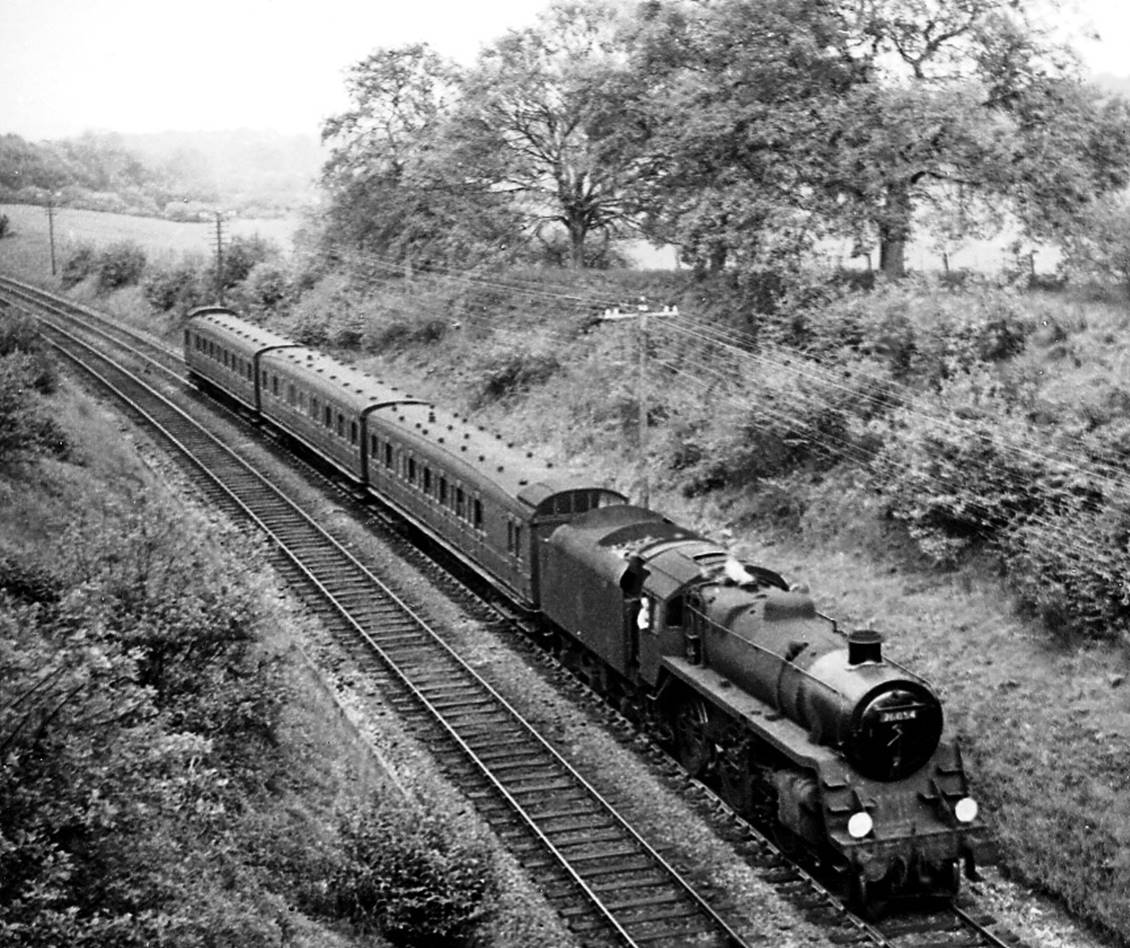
[718,725,756,816]
[673,697,713,778]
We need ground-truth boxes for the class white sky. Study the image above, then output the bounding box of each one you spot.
[1,0,1128,142]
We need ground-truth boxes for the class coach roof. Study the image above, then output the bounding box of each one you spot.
[370,400,626,511]
[187,306,297,354]
[259,345,426,414]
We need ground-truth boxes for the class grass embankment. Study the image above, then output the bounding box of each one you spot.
[0,323,509,944]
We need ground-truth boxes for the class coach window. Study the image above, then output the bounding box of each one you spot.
[287,383,295,405]
[473,499,483,531]
[324,405,332,428]
[370,434,379,456]
[384,442,394,468]
[336,413,345,438]
[422,466,432,495]
[455,487,466,520]
[407,457,416,485]
[507,521,523,559]
[350,421,358,445]
[438,476,448,506]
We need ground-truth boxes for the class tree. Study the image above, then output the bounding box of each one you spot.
[320,43,521,270]
[613,0,868,273]
[619,0,1130,279]
[451,0,643,268]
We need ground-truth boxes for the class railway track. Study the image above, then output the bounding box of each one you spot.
[0,277,1034,948]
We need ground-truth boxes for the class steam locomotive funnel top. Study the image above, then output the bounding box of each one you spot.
[848,628,883,665]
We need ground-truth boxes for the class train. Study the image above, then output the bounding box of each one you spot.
[184,305,986,915]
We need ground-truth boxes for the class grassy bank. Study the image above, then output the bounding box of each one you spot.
[0,323,513,945]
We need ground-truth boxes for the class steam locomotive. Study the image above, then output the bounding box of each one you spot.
[184,306,985,914]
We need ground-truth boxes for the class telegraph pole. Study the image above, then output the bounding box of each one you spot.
[214,212,225,304]
[46,197,57,276]
[600,299,679,509]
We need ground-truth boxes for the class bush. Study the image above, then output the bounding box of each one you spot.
[0,352,68,460]
[60,241,98,289]
[473,349,560,406]
[142,259,206,312]
[867,368,1130,640]
[0,491,290,943]
[326,796,496,946]
[95,240,147,293]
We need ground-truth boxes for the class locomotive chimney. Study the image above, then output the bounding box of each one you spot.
[848,628,883,665]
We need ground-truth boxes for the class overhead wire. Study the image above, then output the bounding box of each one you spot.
[302,246,1127,576]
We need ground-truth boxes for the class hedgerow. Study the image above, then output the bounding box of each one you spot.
[867,366,1130,641]
[0,494,291,944]
[323,796,497,946]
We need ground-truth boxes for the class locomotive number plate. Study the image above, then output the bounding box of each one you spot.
[880,709,918,722]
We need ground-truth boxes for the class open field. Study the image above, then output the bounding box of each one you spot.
[0,202,301,275]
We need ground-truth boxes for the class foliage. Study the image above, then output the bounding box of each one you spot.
[325,796,496,946]
[1060,197,1130,294]
[867,366,1130,640]
[0,320,68,461]
[0,489,294,945]
[451,0,642,268]
[0,130,317,221]
[319,43,520,270]
[95,240,147,293]
[142,258,207,312]
[212,234,281,291]
[472,347,561,407]
[613,0,1130,278]
[60,241,98,289]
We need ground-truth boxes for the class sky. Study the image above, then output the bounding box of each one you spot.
[1,0,1129,142]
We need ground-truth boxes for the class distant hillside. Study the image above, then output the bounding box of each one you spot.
[0,129,321,221]
[121,129,322,216]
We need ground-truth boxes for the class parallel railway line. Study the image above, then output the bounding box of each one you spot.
[0,275,1030,948]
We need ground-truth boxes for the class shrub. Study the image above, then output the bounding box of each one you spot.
[0,352,68,460]
[473,349,560,406]
[95,241,147,293]
[60,242,98,289]
[327,796,496,946]
[867,368,1130,640]
[142,259,205,312]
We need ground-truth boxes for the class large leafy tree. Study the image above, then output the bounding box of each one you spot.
[320,44,520,270]
[830,0,1130,276]
[612,0,864,273]
[621,0,1130,278]
[451,0,643,268]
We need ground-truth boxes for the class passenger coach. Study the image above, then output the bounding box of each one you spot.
[184,306,298,412]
